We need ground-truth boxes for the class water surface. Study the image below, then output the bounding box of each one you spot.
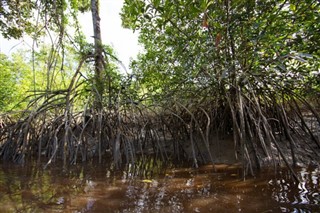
[0,161,319,212]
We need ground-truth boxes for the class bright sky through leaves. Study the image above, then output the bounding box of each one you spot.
[0,0,141,71]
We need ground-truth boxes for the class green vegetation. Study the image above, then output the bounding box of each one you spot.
[121,0,320,103]
[0,0,319,179]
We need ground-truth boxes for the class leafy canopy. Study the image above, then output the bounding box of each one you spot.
[121,0,320,104]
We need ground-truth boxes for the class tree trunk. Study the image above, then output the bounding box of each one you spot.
[91,0,104,163]
[91,0,104,110]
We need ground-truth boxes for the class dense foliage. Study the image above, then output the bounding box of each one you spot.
[121,0,320,105]
[0,54,22,111]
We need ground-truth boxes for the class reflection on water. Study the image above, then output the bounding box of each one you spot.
[0,160,319,213]
[269,167,320,212]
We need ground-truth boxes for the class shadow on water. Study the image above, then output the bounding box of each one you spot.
[0,159,319,213]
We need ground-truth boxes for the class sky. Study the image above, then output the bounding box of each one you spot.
[0,0,142,72]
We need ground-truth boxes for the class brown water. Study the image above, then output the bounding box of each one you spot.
[0,160,319,213]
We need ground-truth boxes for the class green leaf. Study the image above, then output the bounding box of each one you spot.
[290,4,296,11]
